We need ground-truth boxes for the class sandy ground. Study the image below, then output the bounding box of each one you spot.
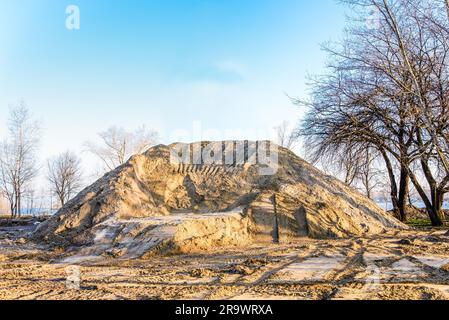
[2,221,449,300]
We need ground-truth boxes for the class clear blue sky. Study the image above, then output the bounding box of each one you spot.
[0,0,346,173]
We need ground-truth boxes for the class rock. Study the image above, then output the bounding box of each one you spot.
[398,239,414,245]
[422,236,442,243]
[190,268,214,278]
[229,265,254,275]
[441,263,449,272]
[32,141,406,257]
[104,248,126,258]
[16,238,26,244]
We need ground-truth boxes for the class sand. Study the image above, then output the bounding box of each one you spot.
[1,221,449,300]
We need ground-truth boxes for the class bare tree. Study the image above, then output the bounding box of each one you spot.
[341,150,363,187]
[47,151,83,208]
[33,187,48,217]
[274,121,300,150]
[358,148,384,199]
[0,103,40,218]
[24,187,35,216]
[85,125,159,172]
[313,142,364,187]
[0,193,9,215]
[300,0,449,225]
[0,143,16,216]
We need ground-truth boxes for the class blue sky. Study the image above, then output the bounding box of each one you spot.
[0,0,346,173]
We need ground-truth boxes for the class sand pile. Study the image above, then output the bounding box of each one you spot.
[33,141,405,256]
[58,210,251,260]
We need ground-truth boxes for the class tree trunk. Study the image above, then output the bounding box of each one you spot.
[17,193,21,218]
[419,157,445,226]
[446,0,449,21]
[14,193,19,218]
[408,169,444,226]
[380,149,400,219]
[431,188,446,225]
[408,193,414,207]
[271,194,280,244]
[397,165,409,222]
[59,194,65,208]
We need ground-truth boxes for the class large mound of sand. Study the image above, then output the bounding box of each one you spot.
[33,141,405,257]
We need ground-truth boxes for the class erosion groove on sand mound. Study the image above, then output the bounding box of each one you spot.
[33,141,406,257]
